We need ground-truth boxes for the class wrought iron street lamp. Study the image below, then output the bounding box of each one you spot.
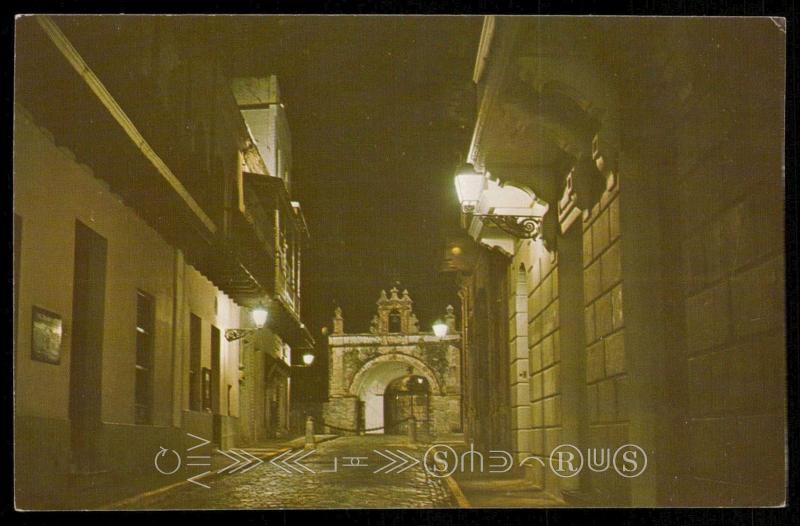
[224,303,269,342]
[454,163,544,240]
[432,320,448,337]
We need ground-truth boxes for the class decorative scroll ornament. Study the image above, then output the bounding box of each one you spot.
[225,328,257,342]
[480,214,543,239]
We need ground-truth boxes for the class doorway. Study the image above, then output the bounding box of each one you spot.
[211,325,221,444]
[383,374,430,435]
[70,221,107,473]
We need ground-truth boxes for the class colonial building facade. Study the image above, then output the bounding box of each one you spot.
[448,17,786,506]
[323,289,462,437]
[14,16,312,508]
[231,75,311,442]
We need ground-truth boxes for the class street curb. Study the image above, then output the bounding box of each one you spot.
[443,474,471,508]
[430,454,470,508]
[100,436,341,510]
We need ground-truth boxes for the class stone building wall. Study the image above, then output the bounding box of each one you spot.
[505,178,629,502]
[667,28,786,504]
[505,237,561,494]
[459,17,785,506]
[525,243,561,493]
[582,178,629,502]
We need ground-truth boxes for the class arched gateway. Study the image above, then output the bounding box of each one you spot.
[323,288,462,436]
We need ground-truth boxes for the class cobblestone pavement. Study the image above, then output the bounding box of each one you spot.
[118,435,456,510]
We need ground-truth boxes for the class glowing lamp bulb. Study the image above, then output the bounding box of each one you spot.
[251,306,268,328]
[432,321,448,337]
[454,163,485,213]
[302,351,315,366]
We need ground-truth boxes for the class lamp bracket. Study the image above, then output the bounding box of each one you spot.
[476,214,543,239]
[225,328,258,342]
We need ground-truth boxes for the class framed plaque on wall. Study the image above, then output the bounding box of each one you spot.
[31,306,62,365]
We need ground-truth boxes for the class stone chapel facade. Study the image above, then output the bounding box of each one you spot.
[323,288,462,437]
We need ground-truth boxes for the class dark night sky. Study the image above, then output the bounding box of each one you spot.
[222,16,483,337]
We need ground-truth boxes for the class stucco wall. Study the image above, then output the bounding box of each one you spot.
[14,107,176,426]
[14,106,244,504]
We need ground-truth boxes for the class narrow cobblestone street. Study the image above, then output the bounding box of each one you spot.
[118,436,455,509]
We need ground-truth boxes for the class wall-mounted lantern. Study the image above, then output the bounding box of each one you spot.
[432,320,448,338]
[251,304,268,328]
[454,163,486,214]
[225,302,269,342]
[455,162,545,240]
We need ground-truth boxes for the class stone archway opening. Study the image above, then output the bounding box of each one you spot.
[383,374,430,435]
[351,357,440,434]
